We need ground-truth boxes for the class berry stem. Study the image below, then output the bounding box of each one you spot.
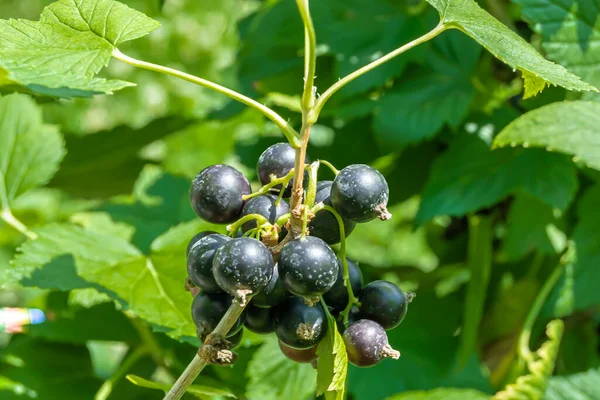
[318,159,339,176]
[289,118,313,239]
[226,214,269,237]
[296,0,317,111]
[318,204,360,324]
[309,23,448,122]
[242,168,297,201]
[111,49,301,147]
[163,300,247,400]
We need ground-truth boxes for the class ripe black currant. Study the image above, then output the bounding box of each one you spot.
[240,194,290,233]
[343,319,399,367]
[257,143,309,194]
[187,233,230,293]
[330,164,391,223]
[278,236,339,298]
[190,164,251,224]
[212,237,275,301]
[186,230,218,255]
[244,305,275,334]
[358,280,408,330]
[191,293,244,339]
[323,258,363,312]
[309,181,356,245]
[274,297,327,349]
[227,328,244,348]
[279,340,318,363]
[251,264,289,308]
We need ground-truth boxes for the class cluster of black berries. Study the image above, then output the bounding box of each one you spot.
[186,142,410,367]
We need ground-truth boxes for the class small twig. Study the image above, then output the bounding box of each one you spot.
[1,209,38,240]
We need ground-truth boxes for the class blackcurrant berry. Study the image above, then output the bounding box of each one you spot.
[278,340,318,363]
[186,230,218,255]
[257,143,309,194]
[274,297,327,349]
[309,181,356,245]
[227,328,244,348]
[212,237,275,302]
[358,280,408,330]
[240,194,290,233]
[251,264,289,308]
[190,164,251,224]
[187,233,230,293]
[191,293,244,339]
[279,236,338,298]
[343,319,399,367]
[323,258,363,312]
[245,305,275,334]
[330,164,391,223]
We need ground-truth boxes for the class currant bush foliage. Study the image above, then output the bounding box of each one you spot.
[0,0,599,399]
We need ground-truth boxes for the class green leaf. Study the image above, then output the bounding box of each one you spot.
[0,0,160,97]
[51,117,191,198]
[424,0,597,97]
[546,367,600,400]
[10,223,196,338]
[126,374,237,399]
[246,336,317,400]
[386,388,490,400]
[0,94,65,209]
[416,135,578,223]
[316,310,348,399]
[457,216,493,368]
[70,211,135,241]
[500,194,566,261]
[514,0,600,91]
[494,101,600,171]
[374,31,480,147]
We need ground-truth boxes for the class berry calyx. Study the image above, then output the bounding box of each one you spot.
[187,233,230,293]
[212,237,275,304]
[343,319,399,367]
[274,297,327,349]
[257,143,309,194]
[186,230,218,255]
[190,164,251,224]
[191,293,244,340]
[330,164,391,223]
[244,305,275,334]
[309,181,356,245]
[323,258,363,312]
[358,280,408,330]
[240,194,290,233]
[279,236,339,299]
[251,264,289,308]
[278,340,318,363]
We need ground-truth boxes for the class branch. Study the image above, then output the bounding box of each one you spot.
[111,49,301,147]
[163,300,247,400]
[310,23,448,121]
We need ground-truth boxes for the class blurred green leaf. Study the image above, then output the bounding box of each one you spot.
[0,0,160,97]
[0,94,65,209]
[494,101,600,171]
[374,31,480,147]
[425,0,597,96]
[386,388,490,399]
[515,0,600,90]
[246,336,317,400]
[70,211,135,241]
[547,366,600,399]
[500,194,566,262]
[126,374,237,398]
[316,311,347,399]
[416,135,578,223]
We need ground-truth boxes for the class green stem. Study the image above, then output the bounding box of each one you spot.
[163,300,247,400]
[310,23,448,121]
[518,263,565,364]
[128,315,178,371]
[318,160,339,176]
[226,214,270,237]
[275,213,291,227]
[95,346,148,400]
[319,204,359,323]
[111,49,301,147]
[1,209,38,240]
[243,169,297,202]
[296,0,317,111]
[305,161,319,208]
